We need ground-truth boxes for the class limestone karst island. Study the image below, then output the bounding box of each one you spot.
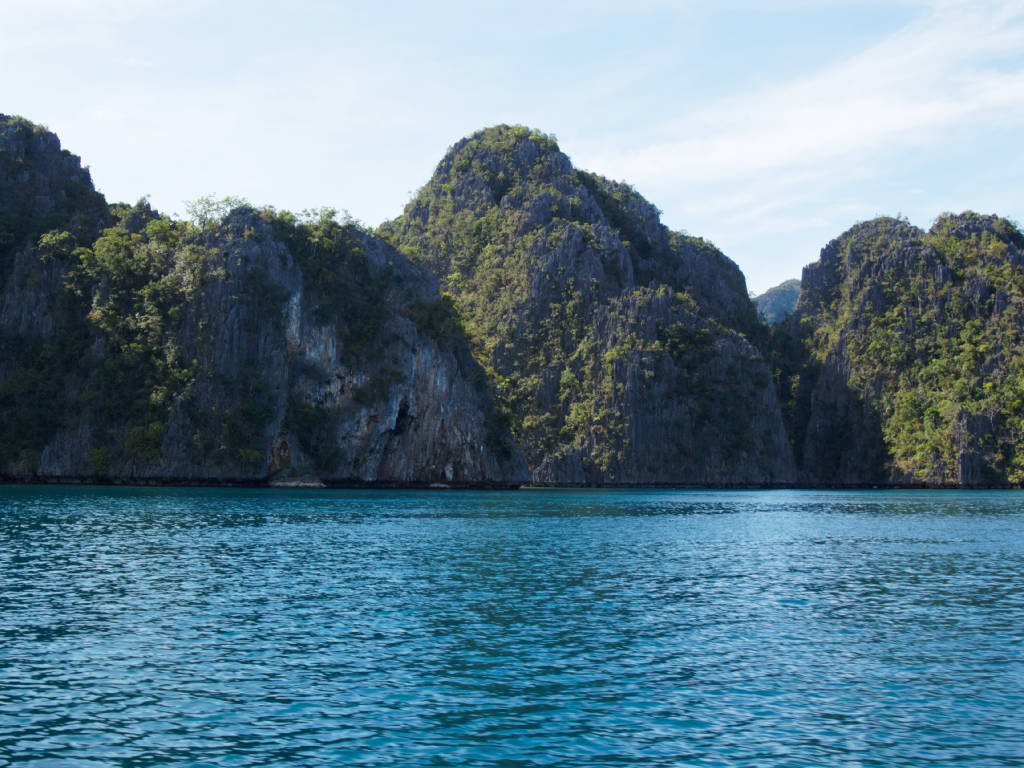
[3,114,1023,488]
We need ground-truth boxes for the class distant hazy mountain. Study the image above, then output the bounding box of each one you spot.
[753,278,800,324]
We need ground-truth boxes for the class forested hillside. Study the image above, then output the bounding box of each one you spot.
[754,279,800,324]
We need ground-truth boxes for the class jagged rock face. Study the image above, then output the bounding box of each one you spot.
[33,211,526,486]
[0,115,107,260]
[780,213,1024,486]
[384,125,794,485]
[0,115,111,470]
[0,119,527,486]
[0,114,108,337]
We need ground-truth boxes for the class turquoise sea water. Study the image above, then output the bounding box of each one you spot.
[1,487,1022,767]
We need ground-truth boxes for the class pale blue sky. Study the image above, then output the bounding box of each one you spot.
[3,0,1023,292]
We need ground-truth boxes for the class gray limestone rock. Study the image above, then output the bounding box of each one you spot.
[0,118,528,487]
[384,125,795,485]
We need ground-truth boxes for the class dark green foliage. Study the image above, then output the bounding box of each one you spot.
[0,330,86,468]
[216,374,275,470]
[245,263,288,314]
[67,201,210,438]
[124,421,168,462]
[401,294,464,344]
[767,321,814,460]
[484,404,517,459]
[285,395,339,471]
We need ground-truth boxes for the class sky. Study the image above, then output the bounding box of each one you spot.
[3,0,1023,293]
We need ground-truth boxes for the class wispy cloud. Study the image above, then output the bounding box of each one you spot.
[583,0,1024,189]
[566,0,1024,290]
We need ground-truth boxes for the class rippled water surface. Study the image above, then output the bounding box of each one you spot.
[1,487,1023,766]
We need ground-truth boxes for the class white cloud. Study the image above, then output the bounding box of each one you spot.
[583,1,1024,188]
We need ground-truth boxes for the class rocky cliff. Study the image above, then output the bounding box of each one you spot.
[0,116,528,486]
[11,115,1022,489]
[382,125,795,485]
[776,213,1024,486]
[0,115,108,340]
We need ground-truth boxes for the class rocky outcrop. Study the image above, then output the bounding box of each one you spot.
[0,115,107,260]
[0,118,527,487]
[384,125,795,485]
[0,114,108,342]
[777,213,1024,486]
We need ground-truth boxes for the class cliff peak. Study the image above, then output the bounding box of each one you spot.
[384,126,792,485]
[0,114,108,274]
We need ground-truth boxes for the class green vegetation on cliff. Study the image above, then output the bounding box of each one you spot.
[69,203,213,426]
[0,117,526,485]
[382,125,793,484]
[1,198,246,472]
[776,213,1024,486]
[8,114,1024,488]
